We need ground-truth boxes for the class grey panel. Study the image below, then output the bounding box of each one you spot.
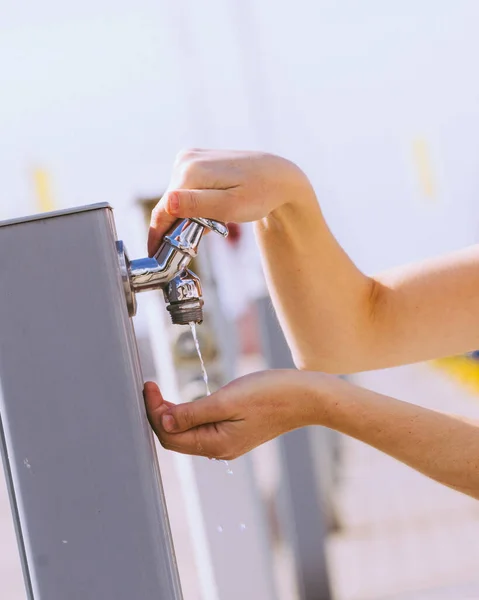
[0,206,182,599]
[0,203,110,228]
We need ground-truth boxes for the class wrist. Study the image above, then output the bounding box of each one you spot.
[295,371,352,429]
[255,164,319,235]
[284,370,339,430]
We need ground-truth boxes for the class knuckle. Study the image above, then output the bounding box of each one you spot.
[180,406,196,430]
[150,203,162,220]
[151,198,167,220]
[175,148,194,164]
[182,159,200,177]
[185,190,200,214]
[176,162,197,188]
[174,148,203,168]
[174,152,210,188]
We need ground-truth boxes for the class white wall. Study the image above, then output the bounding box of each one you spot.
[2,0,479,272]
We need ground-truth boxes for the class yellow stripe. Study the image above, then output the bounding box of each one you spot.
[32,168,55,212]
[433,356,479,395]
[412,138,436,200]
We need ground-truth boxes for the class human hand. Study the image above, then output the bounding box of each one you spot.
[144,369,332,460]
[148,149,316,256]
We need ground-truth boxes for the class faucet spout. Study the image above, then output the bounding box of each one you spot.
[164,270,204,325]
[116,217,228,323]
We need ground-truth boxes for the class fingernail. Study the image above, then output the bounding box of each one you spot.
[162,414,175,432]
[168,193,179,215]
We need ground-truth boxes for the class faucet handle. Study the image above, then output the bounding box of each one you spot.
[190,218,229,238]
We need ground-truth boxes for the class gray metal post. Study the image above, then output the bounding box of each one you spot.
[256,296,333,600]
[0,204,182,600]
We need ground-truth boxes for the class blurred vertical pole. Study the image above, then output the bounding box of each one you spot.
[229,0,275,149]
[153,0,279,594]
[231,1,333,597]
[257,297,333,600]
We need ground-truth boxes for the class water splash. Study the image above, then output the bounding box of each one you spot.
[212,458,233,475]
[189,322,211,396]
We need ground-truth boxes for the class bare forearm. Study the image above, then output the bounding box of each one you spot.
[314,374,479,499]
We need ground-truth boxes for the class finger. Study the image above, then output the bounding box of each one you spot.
[158,423,226,458]
[164,189,240,223]
[148,188,241,256]
[148,196,177,257]
[147,189,225,257]
[143,382,175,422]
[161,394,228,433]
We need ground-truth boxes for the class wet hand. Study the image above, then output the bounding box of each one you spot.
[143,370,331,460]
[148,149,316,256]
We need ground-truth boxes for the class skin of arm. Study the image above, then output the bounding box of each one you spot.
[144,148,479,499]
[148,149,479,374]
[257,202,479,373]
[145,373,479,500]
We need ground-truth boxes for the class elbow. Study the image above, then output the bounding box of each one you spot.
[292,353,314,372]
[292,351,346,375]
[293,347,383,376]
[290,277,387,374]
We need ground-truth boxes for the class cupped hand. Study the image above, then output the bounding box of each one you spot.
[144,369,332,460]
[148,149,316,256]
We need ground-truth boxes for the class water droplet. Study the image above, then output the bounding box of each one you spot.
[62,540,68,544]
[239,523,246,532]
[226,469,233,475]
[23,459,31,469]
[216,525,223,533]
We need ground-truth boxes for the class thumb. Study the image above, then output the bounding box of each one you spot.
[165,189,236,222]
[143,381,175,421]
[161,395,227,433]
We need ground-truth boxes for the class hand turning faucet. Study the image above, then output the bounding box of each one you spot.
[116,218,228,325]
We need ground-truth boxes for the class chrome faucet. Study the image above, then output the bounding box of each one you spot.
[117,218,228,324]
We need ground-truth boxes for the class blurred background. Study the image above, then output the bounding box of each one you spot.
[2,1,479,598]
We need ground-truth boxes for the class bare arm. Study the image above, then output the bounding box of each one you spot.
[145,371,479,500]
[322,375,479,498]
[149,149,479,374]
[257,201,479,373]
[147,150,479,499]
